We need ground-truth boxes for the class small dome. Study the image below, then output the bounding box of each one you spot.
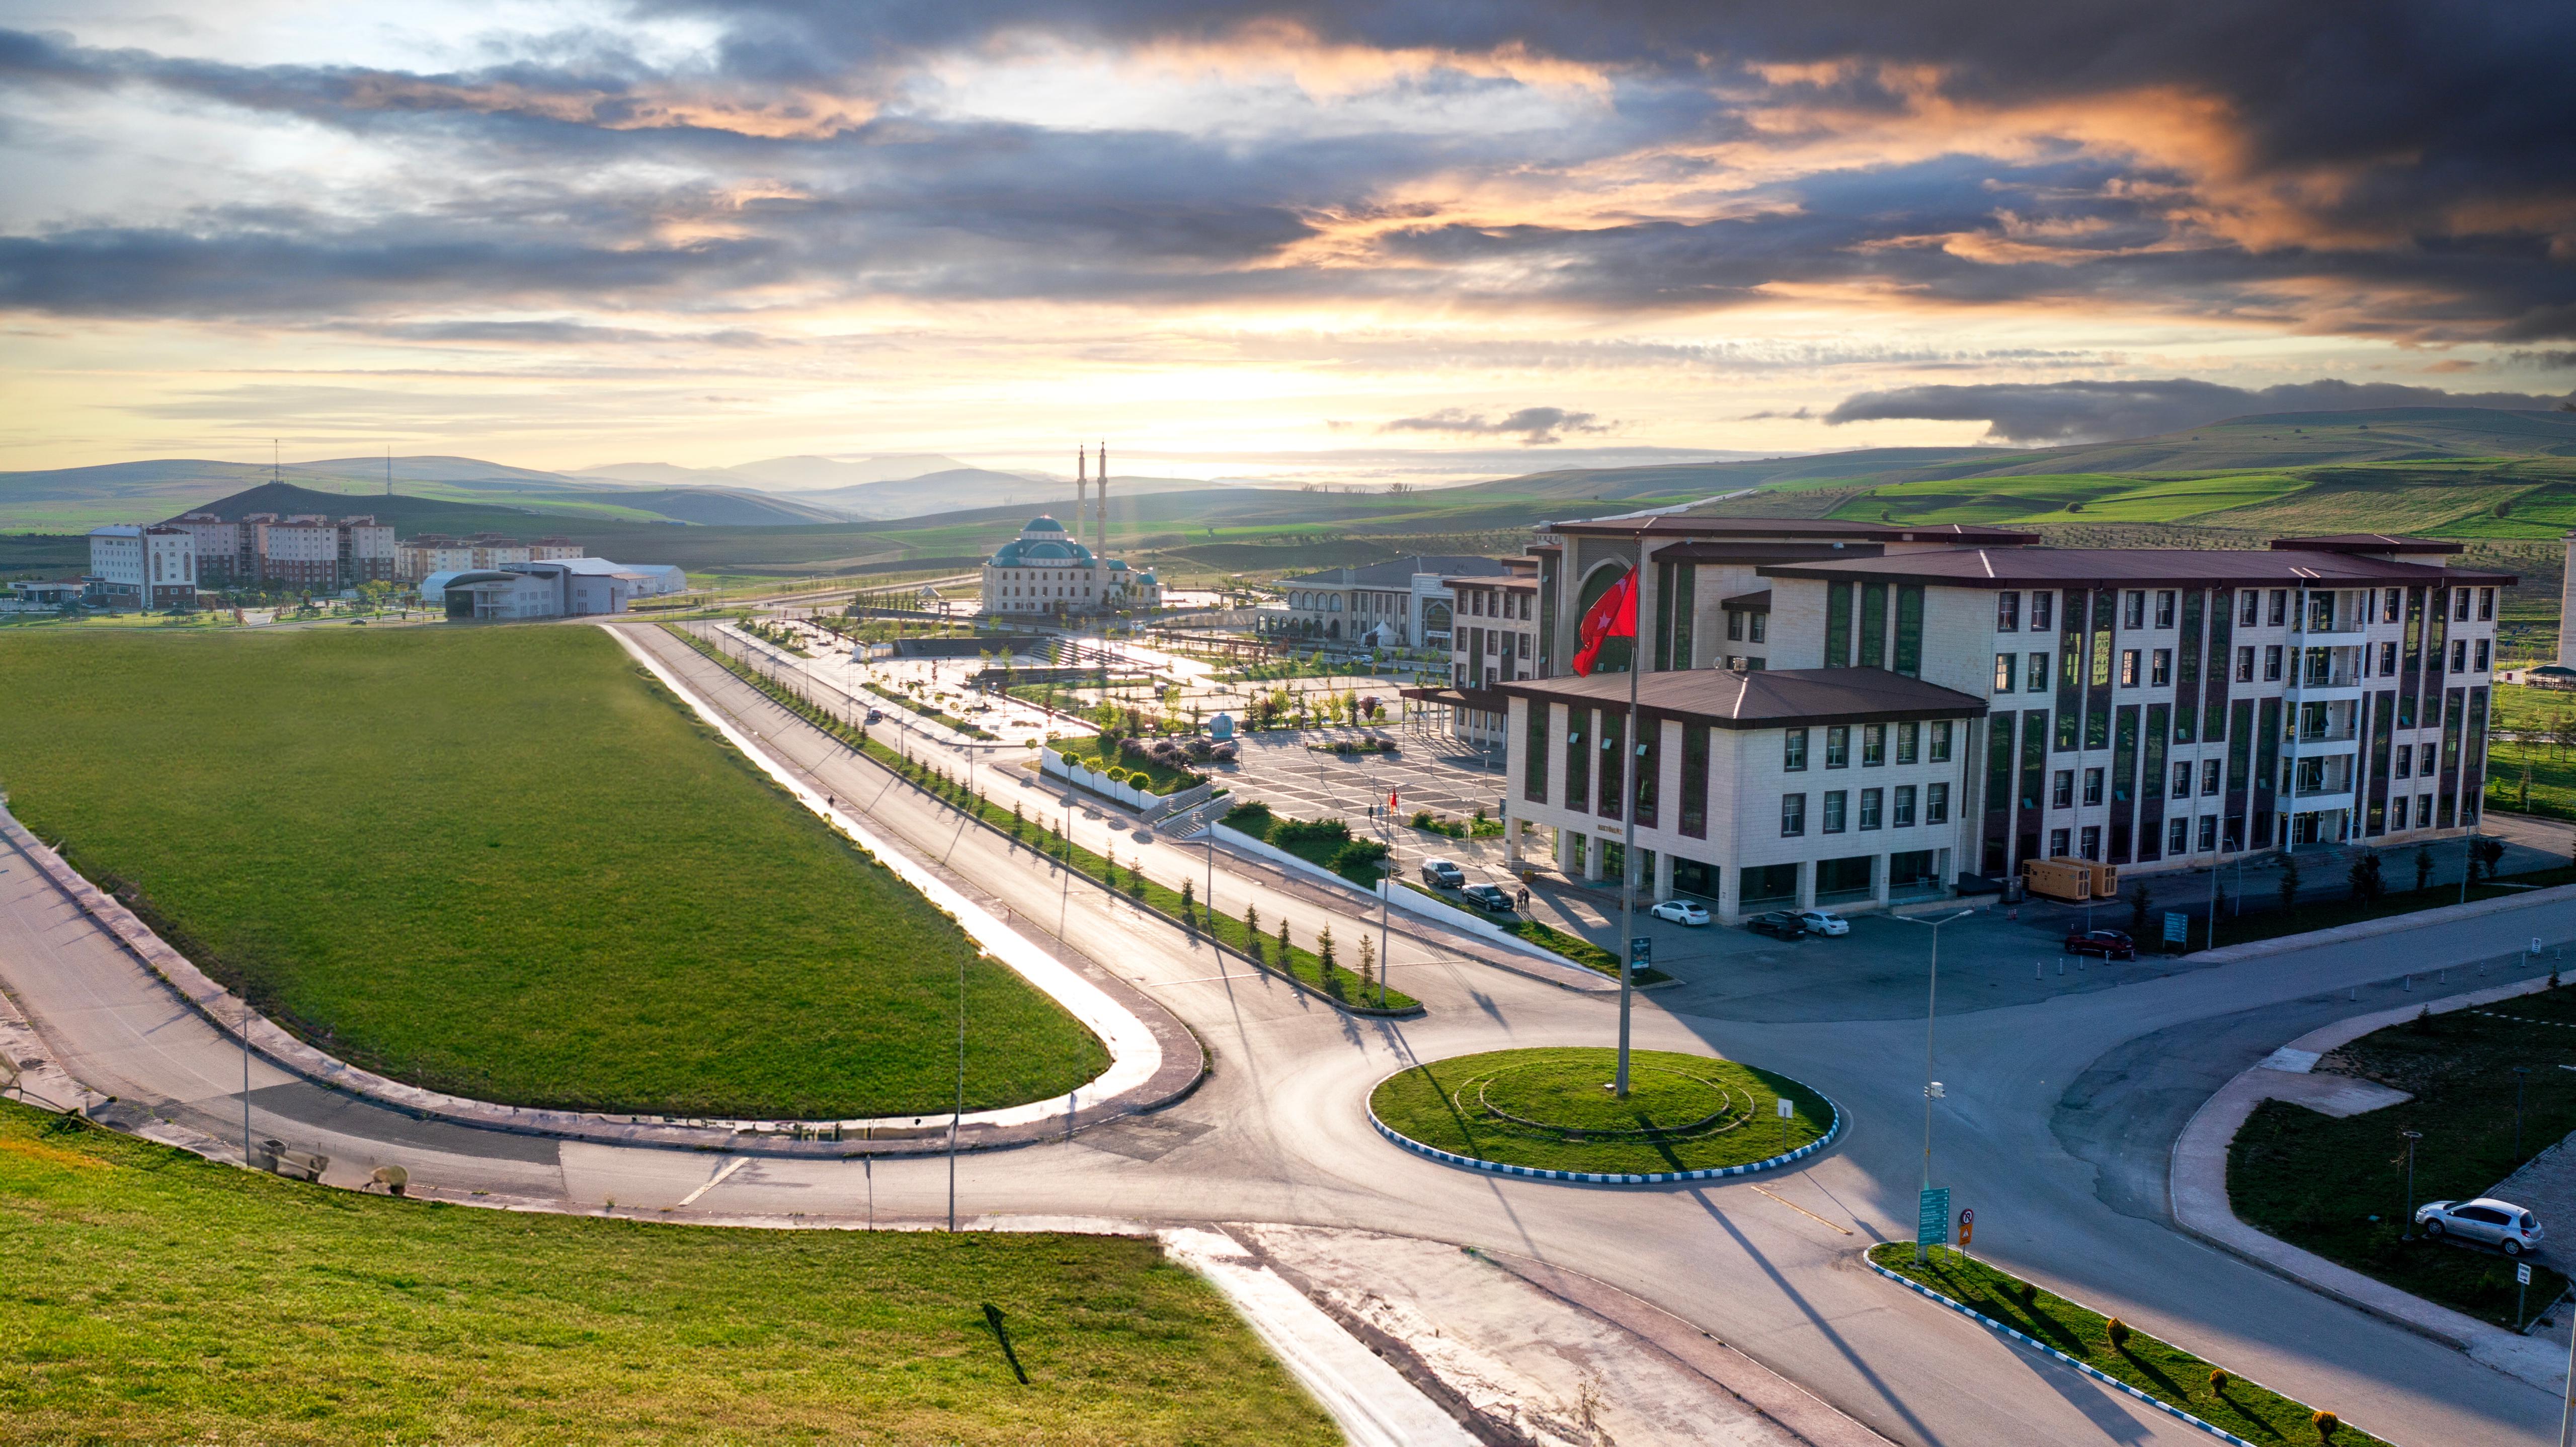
[1020,516,1066,534]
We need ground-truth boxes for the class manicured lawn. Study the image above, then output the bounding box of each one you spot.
[0,1103,1335,1446]
[1371,1047,1828,1174]
[2229,985,2576,1327]
[0,627,1105,1119]
[1055,734,1203,795]
[1868,1244,2390,1445]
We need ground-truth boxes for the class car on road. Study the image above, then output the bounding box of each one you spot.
[2064,929,2137,960]
[2416,1197,2543,1255]
[864,709,885,724]
[1421,858,1466,889]
[1650,899,1711,926]
[1747,911,1807,940]
[1792,909,1850,937]
[1459,883,1516,914]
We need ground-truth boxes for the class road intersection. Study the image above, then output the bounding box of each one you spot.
[3,616,2570,1444]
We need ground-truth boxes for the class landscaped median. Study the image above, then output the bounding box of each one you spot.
[666,626,1420,1015]
[1370,1047,1835,1181]
[1867,1243,2388,1446]
[1390,878,1674,986]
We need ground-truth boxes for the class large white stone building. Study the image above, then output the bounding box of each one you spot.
[979,516,1160,615]
[1425,518,2505,921]
[87,524,198,607]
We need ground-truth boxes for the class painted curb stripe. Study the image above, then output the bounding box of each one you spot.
[1863,1259,2383,1447]
[1369,1084,1844,1185]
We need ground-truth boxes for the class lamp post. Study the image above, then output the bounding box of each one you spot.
[1901,909,1975,1263]
[2516,1067,2532,1162]
[2400,1129,2423,1237]
[949,944,964,1233]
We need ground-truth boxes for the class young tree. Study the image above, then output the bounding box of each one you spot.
[2127,879,2152,934]
[1243,903,1261,961]
[1357,934,1377,996]
[1276,917,1293,971]
[2348,849,2386,905]
[2277,854,2301,915]
[2413,843,2434,892]
[1180,878,1196,926]
[2475,837,2507,880]
[1317,926,1338,981]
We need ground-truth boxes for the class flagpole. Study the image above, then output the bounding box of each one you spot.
[1616,568,1638,1099]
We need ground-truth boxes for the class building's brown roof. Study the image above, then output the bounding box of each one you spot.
[2268,534,2466,555]
[1400,685,1512,712]
[1719,589,1773,611]
[1446,574,1538,589]
[1642,541,1886,565]
[1756,548,2516,589]
[1545,516,2039,544]
[1495,667,1985,730]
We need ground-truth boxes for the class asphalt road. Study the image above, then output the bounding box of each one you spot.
[5,618,2569,1446]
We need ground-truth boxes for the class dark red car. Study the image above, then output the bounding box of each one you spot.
[2065,929,2137,960]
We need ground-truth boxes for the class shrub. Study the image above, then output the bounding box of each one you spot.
[1330,839,1389,880]
[1272,818,1352,848]
[2348,849,2386,905]
[2209,1368,2230,1394]
[2104,1317,2130,1351]
[2312,1409,2339,1442]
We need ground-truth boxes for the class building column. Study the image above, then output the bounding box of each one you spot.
[1796,860,1816,909]
[1651,850,1674,903]
[1504,819,1525,866]
[1717,865,1743,924]
[1871,856,1891,908]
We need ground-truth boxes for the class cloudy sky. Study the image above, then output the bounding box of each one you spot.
[3,1,2571,481]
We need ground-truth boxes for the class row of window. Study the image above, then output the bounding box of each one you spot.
[2024,734,2452,816]
[1463,589,1531,620]
[1780,783,1950,836]
[1782,719,1956,771]
[1992,637,2489,695]
[1997,586,2498,633]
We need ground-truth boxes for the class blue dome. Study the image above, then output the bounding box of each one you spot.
[1021,516,1066,533]
[991,537,1096,567]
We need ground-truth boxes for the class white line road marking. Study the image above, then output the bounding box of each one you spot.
[677,1155,751,1207]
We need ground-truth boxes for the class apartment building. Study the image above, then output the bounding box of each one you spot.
[1444,571,1540,747]
[86,524,199,607]
[165,513,249,585]
[1465,518,2505,921]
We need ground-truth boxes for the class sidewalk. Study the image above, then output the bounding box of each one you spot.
[2168,975,2570,1390]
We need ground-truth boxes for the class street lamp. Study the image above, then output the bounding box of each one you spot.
[2399,1129,2423,1238]
[1899,909,1974,1264]
[2516,1067,2532,1162]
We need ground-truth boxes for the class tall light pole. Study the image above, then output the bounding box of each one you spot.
[950,945,964,1232]
[1614,598,1643,1098]
[1901,909,1974,1263]
[2400,1128,2423,1238]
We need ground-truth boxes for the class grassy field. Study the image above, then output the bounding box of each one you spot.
[2229,985,2576,1327]
[1371,1047,1828,1174]
[1868,1244,2388,1445]
[0,1103,1335,1446]
[0,627,1105,1119]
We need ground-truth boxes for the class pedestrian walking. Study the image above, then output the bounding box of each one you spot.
[1517,886,1530,910]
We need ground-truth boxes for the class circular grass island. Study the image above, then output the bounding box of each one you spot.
[1369,1047,1839,1182]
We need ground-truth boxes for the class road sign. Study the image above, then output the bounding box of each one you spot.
[2163,911,2190,944]
[2520,1262,2534,1285]
[1958,1208,1975,1246]
[1777,1096,1796,1119]
[1630,936,1653,966]
[1918,1187,1951,1245]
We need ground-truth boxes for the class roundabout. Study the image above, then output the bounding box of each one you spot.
[1367,1047,1842,1183]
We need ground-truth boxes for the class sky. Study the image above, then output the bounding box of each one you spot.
[2,1,2572,485]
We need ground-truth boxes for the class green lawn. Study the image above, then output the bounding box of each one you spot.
[1056,734,1203,794]
[1371,1047,1828,1174]
[2229,986,2576,1327]
[0,1103,1335,1446]
[1868,1244,2389,1446]
[0,627,1105,1119]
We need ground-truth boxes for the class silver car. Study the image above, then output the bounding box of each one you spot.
[2414,1197,2543,1256]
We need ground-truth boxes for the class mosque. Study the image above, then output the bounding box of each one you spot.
[977,442,1163,616]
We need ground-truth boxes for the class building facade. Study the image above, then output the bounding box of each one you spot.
[87,524,199,607]
[1276,554,1513,644]
[422,557,683,619]
[979,516,1162,616]
[1445,570,1540,747]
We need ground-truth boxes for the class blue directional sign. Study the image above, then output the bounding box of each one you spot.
[1630,936,1652,966]
[2163,911,2189,944]
[1918,1187,1951,1245]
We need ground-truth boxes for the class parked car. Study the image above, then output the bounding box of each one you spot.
[2416,1198,2543,1256]
[1650,899,1711,926]
[1420,858,1466,889]
[1747,911,1807,940]
[2064,929,2137,960]
[1792,909,1850,937]
[1459,883,1516,914]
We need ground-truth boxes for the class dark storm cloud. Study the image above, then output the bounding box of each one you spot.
[1823,378,2576,443]
[1380,407,1611,444]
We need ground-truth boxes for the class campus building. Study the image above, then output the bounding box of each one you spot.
[1438,518,2505,921]
[979,515,1161,616]
[86,524,199,607]
[1444,565,1541,748]
[158,510,394,590]
[1275,554,1515,644]
[396,533,584,583]
[421,556,687,619]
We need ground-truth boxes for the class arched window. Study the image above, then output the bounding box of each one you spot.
[1328,595,1343,612]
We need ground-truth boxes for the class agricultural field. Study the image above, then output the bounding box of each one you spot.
[0,1103,1334,1446]
[0,626,1105,1119]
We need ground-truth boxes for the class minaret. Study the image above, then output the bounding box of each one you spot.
[2560,530,2576,667]
[1095,441,1109,555]
[1075,445,1088,537]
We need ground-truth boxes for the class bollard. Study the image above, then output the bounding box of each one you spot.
[2036,961,2043,980]
[2349,987,2357,1001]
[2058,959,2065,976]
[2404,975,2412,991]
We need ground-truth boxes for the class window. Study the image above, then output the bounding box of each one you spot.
[2169,817,2190,853]
[1994,653,2018,693]
[1727,611,1744,641]
[1781,793,1806,836]
[2235,645,2255,682]
[2241,591,2261,627]
[2305,593,2333,633]
[2172,761,2194,796]
[1825,726,1849,767]
[2124,591,2145,629]
[1893,784,1917,826]
[2151,649,2172,686]
[2156,590,2177,627]
[2451,638,2468,672]
[1862,725,1886,766]
[1926,780,1949,824]
[2079,825,2101,860]
[2083,767,2105,806]
[2390,795,2408,829]
[2480,587,2496,621]
[2027,653,2049,691]
[2419,790,2433,822]
[2202,759,2222,795]
[2198,815,2218,851]
[1859,788,1883,830]
[2268,590,2287,626]
[2455,589,2472,622]
[2421,741,2437,774]
[2476,638,2490,671]
[2049,827,2071,857]
[1897,721,1919,764]
[1749,613,1766,644]
[2379,640,2397,674]
[1929,720,1953,762]
[2031,592,2054,630]
[2052,769,2074,808]
[2264,644,2283,681]
[2394,744,2412,779]
[2383,589,2401,623]
[2120,649,2140,686]
[1997,592,2021,632]
[1822,790,1847,833]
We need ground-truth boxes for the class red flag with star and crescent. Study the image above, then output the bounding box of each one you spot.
[1571,568,1638,676]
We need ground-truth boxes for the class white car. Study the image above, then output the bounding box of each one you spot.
[2416,1197,2543,1256]
[1650,899,1711,926]
[1792,909,1850,937]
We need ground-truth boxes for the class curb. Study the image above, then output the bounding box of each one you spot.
[1862,1256,2376,1447]
[1367,1073,1844,1184]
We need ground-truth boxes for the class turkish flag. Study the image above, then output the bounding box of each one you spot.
[1571,568,1638,676]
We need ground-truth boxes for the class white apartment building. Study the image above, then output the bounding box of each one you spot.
[87,524,198,607]
[1470,518,2504,921]
[1444,571,1539,748]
